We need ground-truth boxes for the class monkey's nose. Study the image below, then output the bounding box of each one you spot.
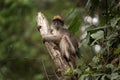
[37,26,41,31]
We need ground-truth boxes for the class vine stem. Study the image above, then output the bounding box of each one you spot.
[104,0,108,39]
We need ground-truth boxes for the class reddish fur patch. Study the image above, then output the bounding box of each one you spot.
[53,15,62,20]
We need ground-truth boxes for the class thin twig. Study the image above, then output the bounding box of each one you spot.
[41,60,50,80]
[104,0,108,38]
[52,68,60,80]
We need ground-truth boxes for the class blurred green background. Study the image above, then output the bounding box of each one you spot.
[0,0,120,80]
[0,0,78,80]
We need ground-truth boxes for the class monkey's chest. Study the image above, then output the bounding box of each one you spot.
[51,30,59,36]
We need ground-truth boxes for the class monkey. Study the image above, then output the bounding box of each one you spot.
[43,15,79,69]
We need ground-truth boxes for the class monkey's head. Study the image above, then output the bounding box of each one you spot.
[51,15,64,30]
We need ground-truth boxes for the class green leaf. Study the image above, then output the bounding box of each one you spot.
[87,26,105,34]
[95,76,102,80]
[101,74,107,80]
[92,56,99,64]
[64,68,74,75]
[68,15,81,35]
[111,17,120,28]
[114,47,120,54]
[79,74,90,80]
[80,33,90,46]
[105,64,114,74]
[111,73,120,79]
[93,74,103,80]
[91,30,104,40]
[106,64,114,69]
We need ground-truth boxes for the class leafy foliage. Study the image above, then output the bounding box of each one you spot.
[73,0,120,80]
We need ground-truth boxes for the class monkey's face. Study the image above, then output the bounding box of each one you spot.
[53,19,64,26]
[51,19,64,30]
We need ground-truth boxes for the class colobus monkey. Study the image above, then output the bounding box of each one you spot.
[43,16,78,69]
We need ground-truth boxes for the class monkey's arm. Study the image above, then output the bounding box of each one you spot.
[64,35,77,53]
[43,34,61,43]
[60,28,78,54]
